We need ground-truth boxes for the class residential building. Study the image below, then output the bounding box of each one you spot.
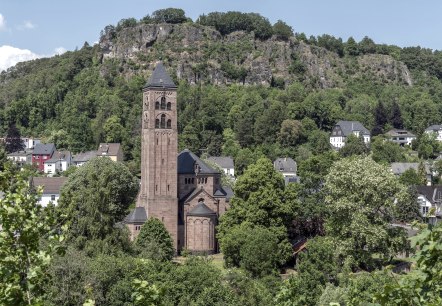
[44,150,72,175]
[416,185,442,218]
[72,150,97,166]
[330,120,370,148]
[206,156,235,178]
[425,125,442,141]
[97,143,123,162]
[125,63,232,254]
[32,143,55,171]
[21,137,41,150]
[31,177,68,206]
[385,129,416,146]
[274,157,300,184]
[391,162,432,186]
[7,149,33,167]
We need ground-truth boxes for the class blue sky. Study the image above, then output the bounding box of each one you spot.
[1,0,442,71]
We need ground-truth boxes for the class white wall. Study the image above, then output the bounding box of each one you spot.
[38,194,60,207]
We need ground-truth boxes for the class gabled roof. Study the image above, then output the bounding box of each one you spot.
[73,151,97,163]
[274,157,297,173]
[206,156,234,169]
[97,143,121,156]
[425,125,442,132]
[391,162,431,175]
[178,149,219,175]
[44,150,72,164]
[125,207,147,224]
[33,143,56,155]
[187,201,216,216]
[416,185,442,206]
[144,62,177,89]
[31,177,68,194]
[333,120,370,136]
[7,149,33,157]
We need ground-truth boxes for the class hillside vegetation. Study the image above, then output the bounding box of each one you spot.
[2,8,442,174]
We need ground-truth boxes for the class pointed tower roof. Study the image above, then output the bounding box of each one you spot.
[144,62,177,89]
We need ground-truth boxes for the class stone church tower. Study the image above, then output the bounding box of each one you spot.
[125,63,232,254]
[127,62,179,249]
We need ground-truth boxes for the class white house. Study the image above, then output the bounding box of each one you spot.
[206,156,235,178]
[21,137,41,150]
[44,150,72,175]
[330,120,370,149]
[425,125,442,141]
[7,149,33,167]
[31,177,68,206]
[416,186,442,218]
[385,129,416,146]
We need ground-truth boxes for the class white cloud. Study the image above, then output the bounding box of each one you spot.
[0,14,6,31]
[17,20,35,30]
[54,47,66,55]
[0,45,39,72]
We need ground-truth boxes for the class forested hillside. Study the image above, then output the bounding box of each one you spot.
[2,8,442,174]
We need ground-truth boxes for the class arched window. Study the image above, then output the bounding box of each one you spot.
[160,97,166,109]
[155,101,160,109]
[160,114,166,128]
[167,119,171,129]
[155,119,160,128]
[167,102,171,110]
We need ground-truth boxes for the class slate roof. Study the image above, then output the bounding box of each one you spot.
[391,162,431,175]
[144,62,177,89]
[334,120,370,136]
[274,157,297,173]
[386,129,416,138]
[223,186,234,200]
[44,150,72,164]
[187,202,216,216]
[178,149,219,175]
[33,143,56,155]
[31,177,68,194]
[7,149,33,157]
[125,207,147,223]
[206,156,234,169]
[73,151,97,163]
[425,124,442,132]
[285,176,301,185]
[416,186,442,205]
[97,143,121,156]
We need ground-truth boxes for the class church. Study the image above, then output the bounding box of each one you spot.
[125,63,232,254]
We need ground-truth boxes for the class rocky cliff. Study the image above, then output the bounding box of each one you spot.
[99,23,413,88]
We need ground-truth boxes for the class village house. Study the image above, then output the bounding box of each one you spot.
[32,143,56,171]
[7,149,33,167]
[273,157,300,184]
[21,137,41,150]
[97,143,123,162]
[425,125,442,141]
[329,120,371,149]
[416,185,442,218]
[72,150,97,167]
[391,162,432,186]
[385,129,416,146]
[31,177,68,206]
[44,150,72,175]
[206,156,235,178]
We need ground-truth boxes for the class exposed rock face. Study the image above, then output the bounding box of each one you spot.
[99,23,413,88]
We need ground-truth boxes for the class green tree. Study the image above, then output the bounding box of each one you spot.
[134,218,174,261]
[399,168,424,186]
[57,157,138,251]
[416,132,440,159]
[272,20,293,40]
[4,123,24,153]
[132,279,164,306]
[372,101,388,136]
[325,156,408,269]
[345,36,359,56]
[0,166,64,305]
[339,134,369,157]
[277,119,303,147]
[390,100,404,129]
[371,136,406,164]
[394,187,421,223]
[103,115,127,143]
[151,8,188,24]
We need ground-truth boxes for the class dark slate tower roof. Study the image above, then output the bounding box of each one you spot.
[125,207,147,223]
[144,62,177,89]
[187,201,216,216]
[178,149,219,175]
